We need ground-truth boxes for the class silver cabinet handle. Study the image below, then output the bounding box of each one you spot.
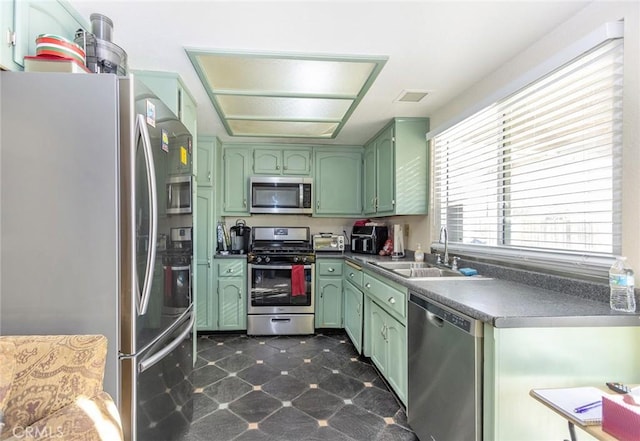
[227,268,233,273]
[243,199,247,207]
[328,268,335,273]
[365,283,371,289]
[388,297,396,304]
[276,165,280,170]
[349,273,355,278]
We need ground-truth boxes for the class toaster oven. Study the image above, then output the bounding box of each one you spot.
[312,234,345,252]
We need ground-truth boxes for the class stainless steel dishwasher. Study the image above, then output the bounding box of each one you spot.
[408,292,483,441]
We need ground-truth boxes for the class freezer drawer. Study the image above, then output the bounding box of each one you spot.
[122,311,194,441]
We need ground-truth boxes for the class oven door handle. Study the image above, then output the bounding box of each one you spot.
[253,264,313,270]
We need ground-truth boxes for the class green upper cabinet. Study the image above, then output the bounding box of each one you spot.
[314,147,363,217]
[132,70,198,141]
[2,0,88,71]
[222,147,251,215]
[253,146,312,176]
[197,136,218,187]
[363,118,430,217]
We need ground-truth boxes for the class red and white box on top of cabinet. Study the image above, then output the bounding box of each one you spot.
[602,394,640,441]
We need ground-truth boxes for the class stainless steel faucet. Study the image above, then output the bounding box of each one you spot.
[439,226,449,266]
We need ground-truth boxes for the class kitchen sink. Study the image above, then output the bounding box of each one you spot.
[370,260,483,280]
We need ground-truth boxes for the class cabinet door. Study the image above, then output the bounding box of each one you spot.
[13,0,86,69]
[283,149,311,175]
[315,278,343,328]
[218,279,246,330]
[368,301,387,375]
[253,149,281,174]
[363,143,376,215]
[385,316,407,404]
[343,281,363,353]
[376,126,395,214]
[223,148,251,214]
[196,137,216,187]
[196,189,215,330]
[314,150,362,216]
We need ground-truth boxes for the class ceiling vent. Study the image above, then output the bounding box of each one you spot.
[395,90,429,103]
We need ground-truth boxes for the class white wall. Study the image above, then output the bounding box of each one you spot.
[424,1,640,269]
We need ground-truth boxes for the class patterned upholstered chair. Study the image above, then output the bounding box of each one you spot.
[0,335,123,441]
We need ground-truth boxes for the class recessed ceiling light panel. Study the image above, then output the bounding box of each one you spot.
[186,49,387,138]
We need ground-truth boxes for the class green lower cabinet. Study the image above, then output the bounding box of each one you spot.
[218,279,246,330]
[195,189,215,330]
[215,259,247,331]
[384,314,407,403]
[343,280,364,354]
[315,278,343,328]
[315,259,344,328]
[365,294,408,405]
[368,300,388,373]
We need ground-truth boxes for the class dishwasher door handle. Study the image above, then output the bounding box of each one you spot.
[426,311,444,328]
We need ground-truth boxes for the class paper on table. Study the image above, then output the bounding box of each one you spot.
[532,386,606,426]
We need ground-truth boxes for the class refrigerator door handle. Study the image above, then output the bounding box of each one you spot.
[138,312,194,373]
[136,114,158,316]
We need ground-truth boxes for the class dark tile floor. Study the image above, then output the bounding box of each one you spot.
[184,331,418,441]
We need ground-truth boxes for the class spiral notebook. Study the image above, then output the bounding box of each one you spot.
[531,387,606,426]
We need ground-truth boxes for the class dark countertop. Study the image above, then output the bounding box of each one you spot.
[316,252,640,328]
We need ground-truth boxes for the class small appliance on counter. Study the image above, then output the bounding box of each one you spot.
[313,233,345,252]
[230,219,251,254]
[351,225,388,255]
[392,224,405,259]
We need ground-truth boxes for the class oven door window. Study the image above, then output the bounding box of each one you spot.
[164,265,191,314]
[251,265,311,307]
[252,184,300,209]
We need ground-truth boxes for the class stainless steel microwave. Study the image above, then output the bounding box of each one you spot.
[166,175,192,214]
[250,176,313,214]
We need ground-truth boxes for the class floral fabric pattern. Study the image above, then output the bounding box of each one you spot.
[0,335,122,441]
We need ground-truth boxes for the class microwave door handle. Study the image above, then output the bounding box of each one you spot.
[136,114,158,316]
[299,183,303,208]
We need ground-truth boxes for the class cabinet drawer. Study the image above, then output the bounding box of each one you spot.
[317,260,343,276]
[344,261,363,287]
[217,259,245,277]
[363,273,406,319]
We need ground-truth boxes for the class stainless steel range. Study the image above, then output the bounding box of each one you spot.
[247,226,315,335]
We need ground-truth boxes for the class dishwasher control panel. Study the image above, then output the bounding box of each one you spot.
[409,293,477,334]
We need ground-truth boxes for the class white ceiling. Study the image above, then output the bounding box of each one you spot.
[67,0,590,146]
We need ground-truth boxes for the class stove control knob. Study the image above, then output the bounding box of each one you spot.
[256,256,262,263]
[302,256,308,263]
[264,256,271,263]
[294,256,300,263]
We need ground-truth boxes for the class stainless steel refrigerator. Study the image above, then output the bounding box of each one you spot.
[0,72,194,441]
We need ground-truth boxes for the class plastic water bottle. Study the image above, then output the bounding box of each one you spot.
[414,243,425,262]
[609,257,636,312]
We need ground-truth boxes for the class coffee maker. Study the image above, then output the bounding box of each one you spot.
[230,219,251,254]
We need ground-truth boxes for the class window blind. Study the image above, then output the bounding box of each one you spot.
[432,38,623,269]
